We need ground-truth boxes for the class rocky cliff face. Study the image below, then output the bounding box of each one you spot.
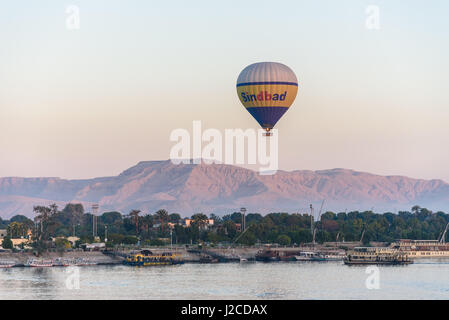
[1,160,448,218]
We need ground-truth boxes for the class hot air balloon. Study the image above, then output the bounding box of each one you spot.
[236,62,298,135]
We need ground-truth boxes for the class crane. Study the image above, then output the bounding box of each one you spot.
[233,225,251,244]
[360,226,366,244]
[335,232,340,248]
[440,222,449,243]
[317,200,325,220]
[310,204,314,237]
[312,200,325,245]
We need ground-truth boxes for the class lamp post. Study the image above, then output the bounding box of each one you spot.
[240,208,247,232]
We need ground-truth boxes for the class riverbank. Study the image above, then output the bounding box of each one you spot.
[0,251,122,266]
[0,246,344,266]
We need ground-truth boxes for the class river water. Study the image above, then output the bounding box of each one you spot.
[1,260,449,300]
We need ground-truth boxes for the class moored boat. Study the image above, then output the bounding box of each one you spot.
[124,250,183,266]
[295,251,322,261]
[279,255,297,261]
[52,258,70,267]
[71,258,97,266]
[27,259,53,267]
[321,252,346,261]
[82,259,98,266]
[344,247,413,265]
[321,255,343,261]
[390,239,449,259]
[255,249,280,262]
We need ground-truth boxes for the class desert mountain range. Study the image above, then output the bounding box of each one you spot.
[0,160,448,219]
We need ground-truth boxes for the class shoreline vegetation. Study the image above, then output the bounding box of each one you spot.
[1,204,448,265]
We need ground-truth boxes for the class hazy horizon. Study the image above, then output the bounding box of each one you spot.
[1,0,449,181]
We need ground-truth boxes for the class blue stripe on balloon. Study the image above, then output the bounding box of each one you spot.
[246,106,290,129]
[236,81,298,87]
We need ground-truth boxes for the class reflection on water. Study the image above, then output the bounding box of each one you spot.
[1,261,449,300]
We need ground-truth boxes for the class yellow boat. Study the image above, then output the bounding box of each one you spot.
[124,250,183,266]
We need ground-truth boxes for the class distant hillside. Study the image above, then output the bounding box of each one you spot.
[0,160,448,218]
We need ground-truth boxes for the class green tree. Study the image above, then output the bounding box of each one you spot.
[191,213,209,230]
[129,209,141,235]
[1,236,13,249]
[277,234,291,246]
[141,214,154,237]
[33,204,59,242]
[123,236,138,245]
[108,233,125,245]
[62,203,84,223]
[7,222,28,238]
[169,213,181,224]
[101,211,122,225]
[222,220,237,239]
[10,215,34,224]
[237,230,257,245]
[155,209,169,234]
[55,238,71,251]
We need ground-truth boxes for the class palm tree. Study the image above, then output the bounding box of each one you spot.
[7,222,22,238]
[156,209,169,234]
[129,210,141,235]
[412,205,421,215]
[191,213,209,230]
[142,215,154,236]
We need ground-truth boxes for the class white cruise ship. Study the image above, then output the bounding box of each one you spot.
[390,239,449,258]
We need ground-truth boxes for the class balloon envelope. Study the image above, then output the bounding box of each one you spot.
[236,62,298,131]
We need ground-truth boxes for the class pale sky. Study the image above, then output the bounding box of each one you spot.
[1,0,449,181]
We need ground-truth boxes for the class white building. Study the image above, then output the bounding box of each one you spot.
[184,219,214,229]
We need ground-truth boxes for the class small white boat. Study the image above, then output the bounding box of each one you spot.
[28,259,53,267]
[53,258,70,267]
[295,251,345,262]
[321,254,345,261]
[295,252,320,261]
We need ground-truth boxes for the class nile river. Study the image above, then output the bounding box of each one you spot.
[1,260,449,300]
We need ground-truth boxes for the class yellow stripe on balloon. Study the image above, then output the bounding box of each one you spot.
[237,84,298,108]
